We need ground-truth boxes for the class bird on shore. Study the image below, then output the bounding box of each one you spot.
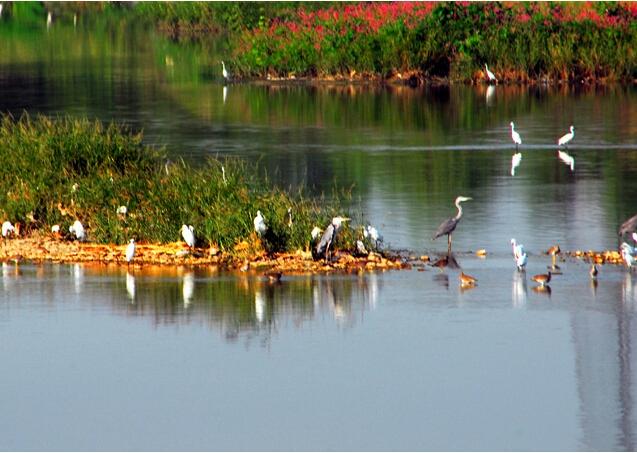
[484,64,496,83]
[181,224,195,249]
[433,196,472,255]
[532,271,552,287]
[511,152,522,176]
[558,125,575,148]
[621,243,635,269]
[590,264,598,280]
[311,226,323,241]
[364,224,383,249]
[558,150,575,171]
[126,239,136,265]
[2,221,15,238]
[69,220,85,241]
[254,210,267,237]
[510,122,522,150]
[221,61,229,81]
[314,216,350,262]
[459,271,477,287]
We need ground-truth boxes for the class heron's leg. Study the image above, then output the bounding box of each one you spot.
[447,234,452,256]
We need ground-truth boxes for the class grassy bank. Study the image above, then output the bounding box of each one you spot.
[0,115,353,255]
[231,1,637,83]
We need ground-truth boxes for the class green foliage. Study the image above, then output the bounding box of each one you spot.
[0,114,350,254]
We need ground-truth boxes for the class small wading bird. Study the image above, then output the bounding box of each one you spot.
[558,125,575,148]
[484,64,496,83]
[510,122,522,151]
[314,216,350,262]
[433,196,472,255]
[221,61,229,81]
[511,152,522,176]
[181,224,195,249]
[2,221,15,238]
[459,272,477,287]
[69,220,85,241]
[126,239,136,265]
[254,210,266,237]
[364,224,383,250]
[590,264,598,280]
[311,226,323,241]
[532,271,552,287]
[621,243,635,269]
[510,238,527,271]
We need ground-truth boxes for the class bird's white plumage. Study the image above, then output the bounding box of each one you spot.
[511,152,522,176]
[558,125,575,146]
[510,122,522,145]
[254,210,267,236]
[117,205,128,215]
[69,220,85,240]
[485,64,496,82]
[2,221,14,237]
[558,150,575,171]
[622,245,634,268]
[510,238,525,260]
[181,224,195,248]
[516,252,528,271]
[126,239,136,263]
[311,226,323,240]
[221,61,228,80]
[51,224,60,234]
[633,232,637,244]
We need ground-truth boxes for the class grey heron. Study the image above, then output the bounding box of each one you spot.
[314,216,350,262]
[510,122,522,150]
[558,126,575,147]
[433,196,472,255]
[618,213,637,241]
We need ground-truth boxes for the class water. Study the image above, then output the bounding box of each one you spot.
[1,18,637,451]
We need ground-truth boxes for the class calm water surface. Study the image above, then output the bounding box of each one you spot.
[1,18,637,451]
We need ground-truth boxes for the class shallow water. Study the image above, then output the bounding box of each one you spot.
[1,18,637,451]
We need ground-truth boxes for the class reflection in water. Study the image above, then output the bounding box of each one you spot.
[126,272,136,302]
[623,272,636,306]
[223,85,227,104]
[532,285,551,296]
[254,287,265,323]
[182,271,194,308]
[433,273,449,289]
[485,85,495,105]
[72,264,83,295]
[512,270,528,308]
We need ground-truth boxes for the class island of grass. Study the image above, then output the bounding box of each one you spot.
[0,114,405,274]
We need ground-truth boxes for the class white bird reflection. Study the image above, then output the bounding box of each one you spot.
[623,272,636,306]
[254,287,265,323]
[182,272,194,308]
[511,152,522,176]
[2,262,16,292]
[72,263,83,294]
[126,272,136,302]
[485,85,495,105]
[558,149,575,171]
[223,86,228,104]
[512,269,528,308]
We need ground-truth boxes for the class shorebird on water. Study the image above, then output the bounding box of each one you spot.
[459,272,477,287]
[532,271,552,287]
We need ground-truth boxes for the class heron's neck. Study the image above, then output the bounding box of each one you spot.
[455,201,463,220]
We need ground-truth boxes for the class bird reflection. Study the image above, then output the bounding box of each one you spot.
[363,272,379,310]
[2,262,18,291]
[126,271,136,302]
[512,269,528,308]
[223,86,228,104]
[433,273,449,289]
[558,149,575,171]
[73,263,83,294]
[254,287,265,323]
[532,285,552,297]
[485,85,495,105]
[182,271,194,308]
[622,272,635,305]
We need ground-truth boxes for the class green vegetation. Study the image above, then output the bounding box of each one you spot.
[0,115,353,254]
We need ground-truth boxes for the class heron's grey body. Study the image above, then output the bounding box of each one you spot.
[314,216,349,261]
[619,213,637,239]
[433,196,472,255]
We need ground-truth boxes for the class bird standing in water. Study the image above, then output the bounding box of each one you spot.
[459,272,477,287]
[532,271,552,287]
[433,196,472,255]
[558,125,575,148]
[510,122,522,151]
[126,239,136,265]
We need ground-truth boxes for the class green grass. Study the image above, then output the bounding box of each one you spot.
[0,114,353,254]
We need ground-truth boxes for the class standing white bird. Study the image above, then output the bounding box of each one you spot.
[254,210,267,236]
[69,220,85,241]
[516,251,528,271]
[558,150,575,171]
[510,238,525,260]
[621,243,634,269]
[181,224,195,248]
[2,221,15,238]
[221,61,229,81]
[126,239,136,264]
[558,125,575,147]
[364,224,383,249]
[485,64,496,83]
[315,216,350,261]
[511,152,522,176]
[46,11,52,28]
[510,122,522,150]
[311,226,323,241]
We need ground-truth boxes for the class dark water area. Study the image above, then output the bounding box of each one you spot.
[1,17,637,451]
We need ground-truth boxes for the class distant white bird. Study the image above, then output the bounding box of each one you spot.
[311,226,323,241]
[510,238,525,260]
[254,210,267,236]
[558,125,575,147]
[51,224,60,234]
[364,224,383,249]
[46,11,52,28]
[511,152,522,176]
[221,61,229,81]
[126,239,136,264]
[510,122,522,150]
[116,205,127,216]
[69,220,85,241]
[2,221,15,238]
[485,64,496,83]
[558,150,575,171]
[181,224,195,248]
[356,240,368,256]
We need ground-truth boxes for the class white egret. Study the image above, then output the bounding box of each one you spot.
[510,238,525,260]
[315,216,350,261]
[356,240,368,256]
[510,122,522,150]
[511,152,522,176]
[69,220,85,241]
[46,11,52,28]
[221,61,229,81]
[254,210,267,236]
[621,244,634,269]
[2,221,15,238]
[558,125,575,147]
[116,205,127,216]
[51,224,60,234]
[484,64,496,83]
[433,196,472,255]
[311,226,323,240]
[516,252,528,271]
[558,150,575,171]
[181,224,195,248]
[125,239,136,264]
[363,224,383,249]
